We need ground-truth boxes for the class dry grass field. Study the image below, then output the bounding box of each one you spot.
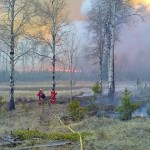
[0,106,150,150]
[0,81,94,101]
[0,81,150,149]
[0,80,139,101]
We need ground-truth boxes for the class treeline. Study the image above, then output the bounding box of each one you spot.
[0,71,94,82]
[0,70,150,83]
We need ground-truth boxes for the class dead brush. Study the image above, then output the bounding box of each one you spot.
[96,129,109,140]
[21,101,29,114]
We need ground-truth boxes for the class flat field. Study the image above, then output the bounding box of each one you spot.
[0,81,150,150]
[0,81,139,101]
[0,81,94,101]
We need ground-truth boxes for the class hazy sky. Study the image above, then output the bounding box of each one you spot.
[69,0,150,71]
[67,0,84,20]
[116,14,150,71]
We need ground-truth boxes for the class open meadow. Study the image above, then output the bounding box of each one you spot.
[0,81,150,149]
[0,0,150,149]
[0,80,140,101]
[0,81,94,101]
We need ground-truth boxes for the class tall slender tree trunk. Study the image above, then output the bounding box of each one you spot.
[22,56,25,72]
[9,0,15,110]
[112,47,115,93]
[31,54,35,70]
[5,54,8,73]
[70,57,73,101]
[2,53,5,77]
[52,33,56,91]
[99,53,103,95]
[108,4,116,97]
[108,33,115,97]
[52,4,57,92]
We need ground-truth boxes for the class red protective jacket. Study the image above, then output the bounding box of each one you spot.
[37,91,42,106]
[50,90,57,104]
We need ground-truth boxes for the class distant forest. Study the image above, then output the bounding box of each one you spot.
[0,70,149,82]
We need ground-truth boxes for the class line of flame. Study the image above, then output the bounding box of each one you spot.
[129,0,150,10]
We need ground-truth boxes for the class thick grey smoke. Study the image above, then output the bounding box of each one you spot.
[116,14,150,72]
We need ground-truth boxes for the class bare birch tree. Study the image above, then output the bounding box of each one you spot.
[33,0,68,92]
[105,0,137,97]
[0,0,35,110]
[61,27,80,101]
[86,0,137,97]
[86,2,107,94]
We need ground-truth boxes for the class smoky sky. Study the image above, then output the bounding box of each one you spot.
[78,0,150,73]
[115,13,150,71]
[13,0,150,75]
[38,0,150,73]
[67,0,84,20]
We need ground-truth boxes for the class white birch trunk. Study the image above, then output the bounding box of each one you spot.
[99,64,103,95]
[99,50,103,95]
[51,1,56,92]
[9,0,15,110]
[52,15,56,91]
[52,33,56,91]
[108,4,116,97]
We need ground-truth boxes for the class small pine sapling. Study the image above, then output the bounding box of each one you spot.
[69,99,88,121]
[0,96,3,106]
[147,106,150,116]
[116,88,139,120]
[92,82,101,95]
[89,82,101,110]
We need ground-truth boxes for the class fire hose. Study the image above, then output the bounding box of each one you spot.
[48,110,83,150]
[58,117,83,150]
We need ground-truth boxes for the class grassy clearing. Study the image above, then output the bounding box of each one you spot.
[12,129,93,141]
[0,81,150,149]
[0,81,94,102]
[0,81,123,103]
[79,117,150,150]
[0,102,150,150]
[0,81,139,102]
[0,81,94,91]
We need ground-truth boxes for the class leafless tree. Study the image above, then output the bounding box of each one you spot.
[86,0,140,97]
[105,0,141,97]
[0,0,35,110]
[32,0,68,92]
[86,2,108,94]
[61,26,80,101]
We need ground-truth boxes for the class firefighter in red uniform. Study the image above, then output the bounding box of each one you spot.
[37,89,42,106]
[50,89,57,104]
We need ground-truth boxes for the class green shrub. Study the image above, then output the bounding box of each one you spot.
[87,97,97,111]
[69,99,88,121]
[147,106,150,116]
[12,130,93,141]
[116,88,140,120]
[0,96,3,106]
[92,82,101,95]
[0,96,5,113]
[76,107,88,120]
[88,82,101,111]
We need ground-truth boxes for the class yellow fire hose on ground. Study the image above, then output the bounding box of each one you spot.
[47,109,83,150]
[58,117,83,150]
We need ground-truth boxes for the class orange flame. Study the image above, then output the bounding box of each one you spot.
[129,0,150,10]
